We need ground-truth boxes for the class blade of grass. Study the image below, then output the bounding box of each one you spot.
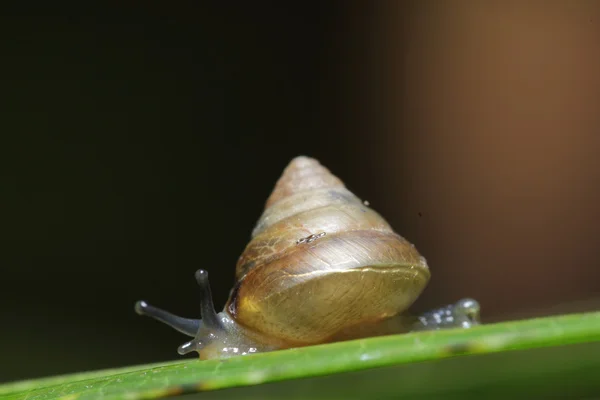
[188,341,600,399]
[2,311,599,400]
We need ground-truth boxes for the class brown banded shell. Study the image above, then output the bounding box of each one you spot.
[228,156,430,345]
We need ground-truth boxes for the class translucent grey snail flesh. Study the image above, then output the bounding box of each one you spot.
[135,156,481,359]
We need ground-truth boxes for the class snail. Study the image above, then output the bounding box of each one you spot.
[135,156,480,359]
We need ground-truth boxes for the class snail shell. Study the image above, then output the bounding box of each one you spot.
[135,156,431,358]
[228,156,429,345]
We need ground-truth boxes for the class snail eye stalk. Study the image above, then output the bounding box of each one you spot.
[193,269,222,330]
[134,301,200,337]
[134,269,223,342]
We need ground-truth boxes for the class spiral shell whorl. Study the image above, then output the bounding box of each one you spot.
[237,157,372,279]
[236,156,402,280]
[264,156,344,209]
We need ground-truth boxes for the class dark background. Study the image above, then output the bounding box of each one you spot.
[2,2,600,383]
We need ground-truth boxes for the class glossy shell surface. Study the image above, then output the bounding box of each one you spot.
[228,157,430,344]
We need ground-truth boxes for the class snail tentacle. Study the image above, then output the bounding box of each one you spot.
[194,269,222,330]
[134,300,200,337]
[177,269,227,356]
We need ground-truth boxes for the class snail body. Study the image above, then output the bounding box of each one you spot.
[135,156,480,359]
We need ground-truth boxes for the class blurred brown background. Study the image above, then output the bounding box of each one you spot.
[2,1,599,383]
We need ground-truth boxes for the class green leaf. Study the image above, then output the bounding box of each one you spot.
[2,312,600,399]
